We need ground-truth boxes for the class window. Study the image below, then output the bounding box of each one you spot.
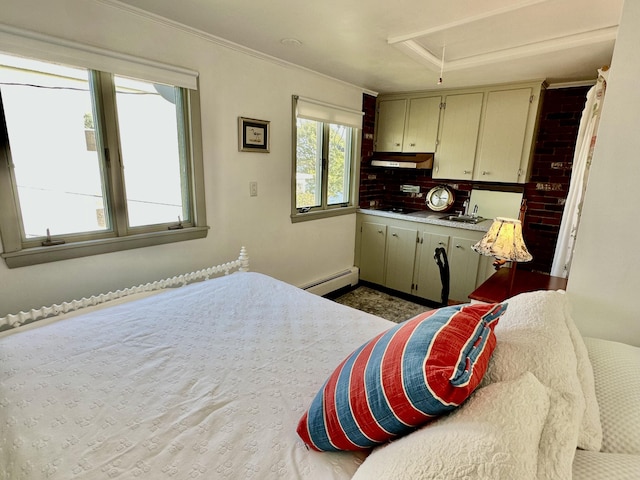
[0,52,207,268]
[291,95,362,222]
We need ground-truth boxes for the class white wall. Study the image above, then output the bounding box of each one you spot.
[568,0,640,346]
[0,0,365,316]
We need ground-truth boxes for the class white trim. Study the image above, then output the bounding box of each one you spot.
[393,26,618,73]
[0,23,198,89]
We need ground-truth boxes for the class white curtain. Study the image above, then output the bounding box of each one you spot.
[551,68,608,278]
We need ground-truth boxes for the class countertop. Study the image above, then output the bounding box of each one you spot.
[357,208,492,232]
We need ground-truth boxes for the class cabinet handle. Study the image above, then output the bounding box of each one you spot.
[377,230,383,234]
[438,242,446,246]
[392,233,398,237]
[395,143,401,147]
[410,143,416,147]
[455,244,463,249]
[482,171,490,176]
[463,170,471,175]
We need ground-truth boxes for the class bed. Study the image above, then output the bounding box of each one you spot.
[1,248,638,479]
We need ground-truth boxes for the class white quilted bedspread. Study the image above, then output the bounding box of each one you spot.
[0,272,393,480]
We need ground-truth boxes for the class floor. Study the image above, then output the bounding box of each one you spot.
[332,285,433,323]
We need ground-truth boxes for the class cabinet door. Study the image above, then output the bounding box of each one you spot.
[359,222,387,285]
[475,88,532,183]
[414,233,450,302]
[375,99,407,152]
[385,226,418,295]
[403,96,441,152]
[433,93,483,180]
[448,237,481,303]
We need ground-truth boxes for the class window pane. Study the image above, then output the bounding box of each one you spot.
[114,76,187,227]
[0,55,108,238]
[295,118,322,208]
[327,123,352,205]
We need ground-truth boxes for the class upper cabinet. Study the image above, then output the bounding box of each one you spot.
[473,86,539,183]
[433,92,483,181]
[375,98,406,152]
[375,95,441,153]
[375,81,544,184]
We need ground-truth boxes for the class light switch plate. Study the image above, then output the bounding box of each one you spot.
[250,181,258,197]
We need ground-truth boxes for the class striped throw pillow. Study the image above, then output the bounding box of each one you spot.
[297,303,506,451]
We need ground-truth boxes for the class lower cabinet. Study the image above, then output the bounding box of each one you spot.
[448,237,481,303]
[414,232,449,302]
[385,226,418,294]
[359,221,387,285]
[356,214,492,304]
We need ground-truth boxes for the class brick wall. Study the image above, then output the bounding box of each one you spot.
[359,85,590,273]
[522,86,590,273]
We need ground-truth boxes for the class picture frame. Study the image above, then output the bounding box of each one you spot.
[238,117,270,153]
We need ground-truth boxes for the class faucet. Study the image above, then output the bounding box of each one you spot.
[462,199,469,216]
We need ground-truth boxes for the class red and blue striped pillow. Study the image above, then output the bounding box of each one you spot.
[297,302,506,451]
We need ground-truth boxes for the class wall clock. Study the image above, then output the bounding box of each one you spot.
[426,185,454,211]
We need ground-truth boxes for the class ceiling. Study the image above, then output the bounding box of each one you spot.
[112,0,623,94]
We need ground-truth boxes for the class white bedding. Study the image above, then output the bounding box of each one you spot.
[2,269,635,480]
[0,272,393,480]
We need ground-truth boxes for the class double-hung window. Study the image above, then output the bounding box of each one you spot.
[291,95,362,222]
[0,47,206,268]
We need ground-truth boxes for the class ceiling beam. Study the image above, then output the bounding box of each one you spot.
[394,26,618,73]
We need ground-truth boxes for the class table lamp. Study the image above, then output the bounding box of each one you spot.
[472,217,533,297]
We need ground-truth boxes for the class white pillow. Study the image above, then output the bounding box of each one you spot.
[482,290,585,479]
[352,372,550,480]
[562,297,602,451]
[584,336,640,454]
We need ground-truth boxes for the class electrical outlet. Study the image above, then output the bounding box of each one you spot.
[249,181,258,197]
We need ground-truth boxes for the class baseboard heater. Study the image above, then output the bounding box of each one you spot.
[301,267,359,296]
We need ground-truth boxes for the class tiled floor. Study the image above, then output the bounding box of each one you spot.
[332,285,432,323]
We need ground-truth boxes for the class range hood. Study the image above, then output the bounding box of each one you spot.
[370,153,433,169]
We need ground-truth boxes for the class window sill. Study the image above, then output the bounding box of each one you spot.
[2,226,209,268]
[290,206,357,223]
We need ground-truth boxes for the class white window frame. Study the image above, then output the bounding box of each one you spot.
[291,95,362,223]
[0,28,208,268]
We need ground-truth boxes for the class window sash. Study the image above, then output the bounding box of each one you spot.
[0,50,207,267]
[291,95,361,221]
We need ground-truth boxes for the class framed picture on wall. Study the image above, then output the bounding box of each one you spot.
[238,117,270,153]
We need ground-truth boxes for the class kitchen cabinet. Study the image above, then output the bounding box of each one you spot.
[375,99,406,152]
[374,95,441,152]
[432,92,483,181]
[414,232,450,301]
[385,226,418,294]
[474,87,538,182]
[403,96,441,152]
[359,221,387,285]
[448,237,481,302]
[356,213,493,304]
[376,81,543,183]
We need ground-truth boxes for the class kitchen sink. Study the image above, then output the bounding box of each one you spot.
[440,214,488,224]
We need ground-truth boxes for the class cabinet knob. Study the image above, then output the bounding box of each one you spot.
[395,143,401,147]
[438,242,446,246]
[482,171,490,176]
[377,229,383,234]
[455,244,463,249]
[463,170,471,175]
[392,233,398,237]
[410,143,416,147]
